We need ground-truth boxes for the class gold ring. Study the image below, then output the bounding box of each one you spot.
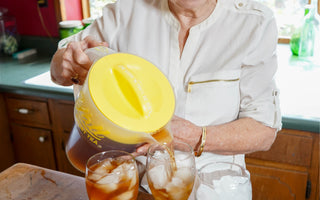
[71,74,80,84]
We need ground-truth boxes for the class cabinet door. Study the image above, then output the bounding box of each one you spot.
[11,123,56,170]
[49,99,83,176]
[247,164,308,200]
[0,94,15,171]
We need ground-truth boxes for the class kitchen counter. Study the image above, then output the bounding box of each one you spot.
[0,163,153,200]
[0,55,73,101]
[0,44,319,133]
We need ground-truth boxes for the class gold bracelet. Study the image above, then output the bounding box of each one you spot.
[196,127,207,157]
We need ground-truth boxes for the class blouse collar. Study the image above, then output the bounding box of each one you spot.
[160,0,223,31]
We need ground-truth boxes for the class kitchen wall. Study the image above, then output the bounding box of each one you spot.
[0,0,83,38]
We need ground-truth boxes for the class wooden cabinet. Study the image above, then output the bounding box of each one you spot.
[49,99,83,176]
[10,123,56,169]
[0,94,15,172]
[246,129,319,200]
[4,94,56,170]
[6,97,51,129]
[3,93,83,176]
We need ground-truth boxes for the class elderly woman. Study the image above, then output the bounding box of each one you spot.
[51,0,282,198]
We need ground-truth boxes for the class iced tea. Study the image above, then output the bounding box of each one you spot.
[85,151,139,200]
[146,141,196,200]
[148,165,195,200]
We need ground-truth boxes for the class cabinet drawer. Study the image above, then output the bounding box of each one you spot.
[6,97,51,128]
[247,164,308,200]
[247,130,313,167]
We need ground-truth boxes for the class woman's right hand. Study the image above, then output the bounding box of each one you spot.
[50,36,108,86]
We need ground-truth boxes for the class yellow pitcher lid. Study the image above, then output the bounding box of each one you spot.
[88,53,175,133]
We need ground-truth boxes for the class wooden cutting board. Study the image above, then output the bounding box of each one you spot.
[0,163,153,200]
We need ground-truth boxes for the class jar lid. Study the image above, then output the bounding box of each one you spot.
[59,20,83,28]
[88,53,175,133]
[82,17,95,24]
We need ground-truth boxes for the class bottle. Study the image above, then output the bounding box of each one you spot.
[0,7,19,55]
[290,0,320,58]
[59,20,84,39]
[82,17,95,28]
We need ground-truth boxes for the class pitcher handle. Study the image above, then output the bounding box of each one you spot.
[73,84,82,101]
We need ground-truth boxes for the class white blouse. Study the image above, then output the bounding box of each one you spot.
[59,0,282,168]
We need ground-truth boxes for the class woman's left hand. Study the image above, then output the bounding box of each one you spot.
[170,115,202,151]
[134,116,202,155]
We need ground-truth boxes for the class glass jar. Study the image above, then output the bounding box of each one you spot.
[82,17,95,28]
[0,7,19,55]
[290,1,320,58]
[59,20,83,39]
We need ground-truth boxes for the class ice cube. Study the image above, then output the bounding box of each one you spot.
[87,160,113,182]
[210,175,252,200]
[174,167,194,183]
[87,173,104,182]
[148,164,170,189]
[128,170,138,189]
[94,159,113,174]
[96,182,118,193]
[167,177,183,188]
[196,184,219,200]
[113,190,134,200]
[166,177,187,200]
[96,173,120,192]
[97,173,120,184]
[153,150,170,161]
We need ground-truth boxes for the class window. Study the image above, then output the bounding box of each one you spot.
[88,0,116,19]
[76,0,320,43]
[256,0,320,43]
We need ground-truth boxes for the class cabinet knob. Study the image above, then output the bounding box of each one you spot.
[39,136,46,143]
[17,108,33,114]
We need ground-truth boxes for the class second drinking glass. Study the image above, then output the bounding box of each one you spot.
[146,141,196,200]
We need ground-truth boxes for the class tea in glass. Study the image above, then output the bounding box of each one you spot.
[85,150,139,200]
[146,141,196,200]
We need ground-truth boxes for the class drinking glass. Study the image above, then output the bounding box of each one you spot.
[196,162,252,200]
[146,141,196,200]
[85,150,139,200]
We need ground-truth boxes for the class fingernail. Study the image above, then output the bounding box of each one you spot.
[71,77,80,84]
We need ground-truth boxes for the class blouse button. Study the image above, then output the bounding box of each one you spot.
[234,0,246,9]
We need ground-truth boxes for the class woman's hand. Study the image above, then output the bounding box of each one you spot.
[170,115,202,151]
[134,116,202,156]
[50,36,108,86]
[134,143,151,157]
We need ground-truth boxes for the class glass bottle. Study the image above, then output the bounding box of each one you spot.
[290,0,319,58]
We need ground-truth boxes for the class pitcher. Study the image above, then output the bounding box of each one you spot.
[65,47,175,173]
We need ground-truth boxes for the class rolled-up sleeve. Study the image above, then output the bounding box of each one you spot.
[239,16,282,131]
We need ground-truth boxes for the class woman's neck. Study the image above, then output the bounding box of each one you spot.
[168,0,217,56]
[168,0,217,28]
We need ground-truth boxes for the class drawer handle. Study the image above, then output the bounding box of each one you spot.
[39,136,46,143]
[17,108,34,114]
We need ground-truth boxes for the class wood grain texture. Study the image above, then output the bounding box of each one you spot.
[0,163,88,200]
[0,163,154,200]
[0,94,15,172]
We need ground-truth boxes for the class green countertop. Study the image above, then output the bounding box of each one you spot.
[0,56,73,101]
[0,44,319,133]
